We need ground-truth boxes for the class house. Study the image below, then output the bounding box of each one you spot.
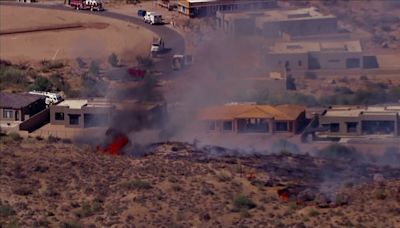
[318,105,400,137]
[176,0,277,17]
[198,103,306,134]
[266,40,367,71]
[0,92,46,123]
[50,99,115,128]
[50,99,166,129]
[216,7,338,37]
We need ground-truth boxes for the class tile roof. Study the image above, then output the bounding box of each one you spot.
[0,92,44,109]
[198,104,305,121]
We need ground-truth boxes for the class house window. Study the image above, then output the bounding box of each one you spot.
[276,122,289,131]
[346,122,358,133]
[3,110,13,119]
[69,114,80,125]
[298,60,302,67]
[223,121,233,131]
[207,121,216,130]
[55,112,65,121]
[330,123,340,132]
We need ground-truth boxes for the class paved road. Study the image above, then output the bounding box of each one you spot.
[0,1,185,73]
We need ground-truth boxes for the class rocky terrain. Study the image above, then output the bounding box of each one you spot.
[1,137,400,227]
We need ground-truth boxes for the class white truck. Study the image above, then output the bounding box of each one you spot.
[144,12,163,25]
[151,37,165,57]
[70,0,103,11]
[28,91,63,106]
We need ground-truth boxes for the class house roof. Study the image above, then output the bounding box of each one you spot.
[0,92,44,109]
[323,105,400,117]
[198,104,305,121]
[269,40,362,54]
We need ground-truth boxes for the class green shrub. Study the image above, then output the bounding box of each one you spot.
[215,170,232,182]
[75,57,86,68]
[233,195,256,210]
[8,132,22,142]
[271,139,300,154]
[29,76,53,92]
[40,60,64,71]
[374,189,387,200]
[0,202,16,217]
[89,60,100,76]
[121,179,152,190]
[308,208,320,217]
[108,53,119,67]
[316,144,362,161]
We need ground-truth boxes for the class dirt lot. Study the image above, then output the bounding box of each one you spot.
[0,5,156,64]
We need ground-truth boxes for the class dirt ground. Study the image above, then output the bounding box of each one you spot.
[0,5,156,64]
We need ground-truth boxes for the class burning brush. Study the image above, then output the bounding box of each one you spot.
[96,128,130,155]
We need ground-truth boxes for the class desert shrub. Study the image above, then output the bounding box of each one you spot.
[316,144,362,161]
[271,139,300,154]
[108,53,119,67]
[13,186,32,196]
[121,179,152,190]
[48,135,60,143]
[76,57,86,68]
[233,195,256,210]
[334,86,353,95]
[0,65,28,87]
[74,202,102,218]
[8,132,22,142]
[240,208,251,218]
[50,74,71,93]
[308,208,320,217]
[40,60,64,72]
[35,136,44,141]
[374,189,387,200]
[168,176,179,183]
[171,184,183,192]
[215,170,232,182]
[82,75,107,97]
[29,76,53,92]
[0,202,16,217]
[304,71,317,79]
[59,220,83,228]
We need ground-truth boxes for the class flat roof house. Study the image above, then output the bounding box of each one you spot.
[266,40,365,71]
[0,92,46,123]
[198,103,306,134]
[177,0,277,17]
[50,99,115,128]
[318,105,400,138]
[216,7,337,37]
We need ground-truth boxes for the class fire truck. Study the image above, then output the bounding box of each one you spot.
[70,0,103,11]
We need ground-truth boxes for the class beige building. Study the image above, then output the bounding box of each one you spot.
[318,106,400,137]
[176,0,277,17]
[198,103,306,134]
[266,40,365,71]
[216,7,338,37]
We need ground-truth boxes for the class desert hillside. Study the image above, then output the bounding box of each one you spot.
[1,137,399,227]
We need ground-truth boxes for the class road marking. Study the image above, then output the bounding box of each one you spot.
[52,49,60,60]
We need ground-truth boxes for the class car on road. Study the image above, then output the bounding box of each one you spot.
[137,9,146,17]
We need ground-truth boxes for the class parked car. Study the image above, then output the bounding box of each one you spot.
[144,12,163,25]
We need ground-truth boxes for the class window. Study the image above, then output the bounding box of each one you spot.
[208,121,216,131]
[330,123,340,132]
[276,122,289,131]
[223,121,233,131]
[69,114,80,125]
[3,110,13,119]
[55,112,65,121]
[298,60,302,67]
[346,122,358,133]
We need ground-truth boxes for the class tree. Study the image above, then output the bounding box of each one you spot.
[89,60,100,76]
[108,53,119,67]
[29,76,53,91]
